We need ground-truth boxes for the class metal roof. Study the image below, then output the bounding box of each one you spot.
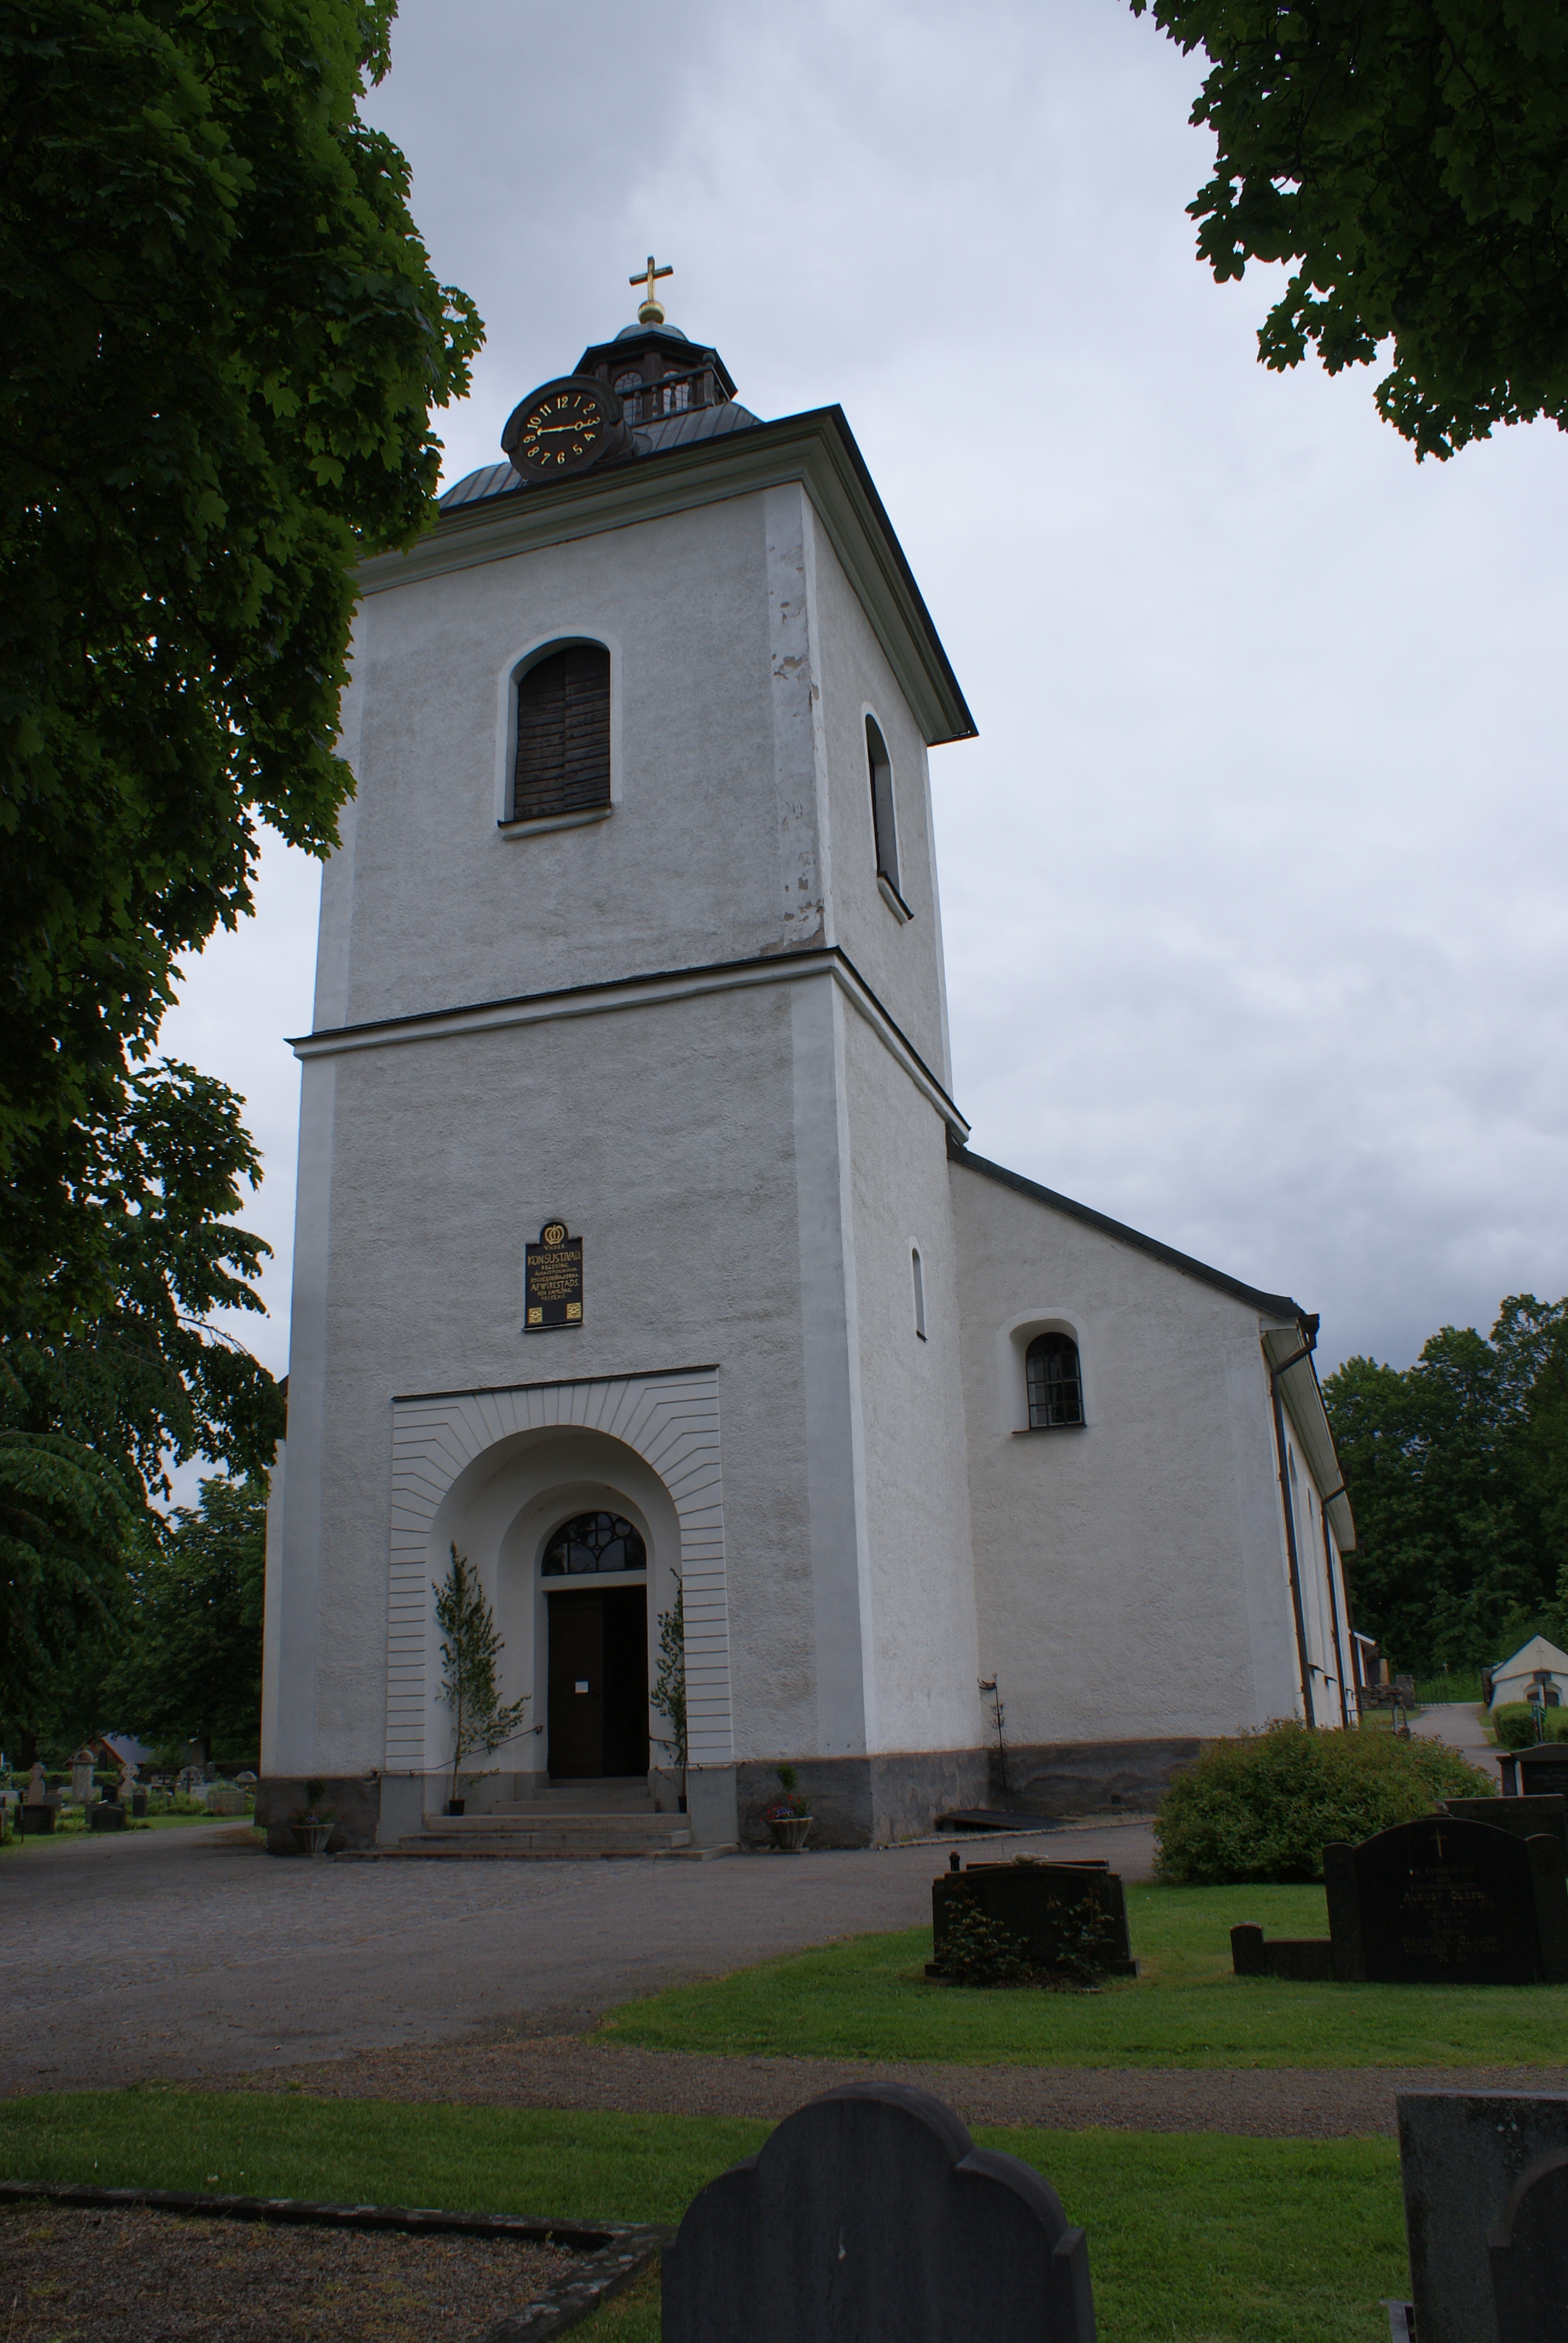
[439,401,764,513]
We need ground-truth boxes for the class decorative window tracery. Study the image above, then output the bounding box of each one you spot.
[1025,1332,1083,1429]
[541,1510,647,1576]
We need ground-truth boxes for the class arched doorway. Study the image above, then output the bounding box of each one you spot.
[543,1510,649,1779]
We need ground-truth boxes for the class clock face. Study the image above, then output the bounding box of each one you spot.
[503,377,620,478]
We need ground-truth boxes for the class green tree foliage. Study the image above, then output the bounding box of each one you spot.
[103,1473,269,1759]
[433,1547,531,1802]
[1325,1294,1568,1673]
[0,0,482,1321]
[1155,1718,1494,1883]
[1129,0,1568,458]
[0,1060,281,1737]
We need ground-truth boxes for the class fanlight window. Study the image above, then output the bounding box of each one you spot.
[541,1510,647,1576]
[511,643,610,824]
[1026,1332,1083,1429]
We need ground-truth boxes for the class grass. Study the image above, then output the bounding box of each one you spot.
[0,2089,1410,2341]
[1,1810,244,1858]
[601,1881,1568,2069]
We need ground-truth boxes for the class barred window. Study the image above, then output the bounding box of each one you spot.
[541,1510,646,1576]
[1026,1332,1083,1429]
[511,643,610,824]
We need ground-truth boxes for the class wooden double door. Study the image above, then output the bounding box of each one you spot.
[546,1585,649,1778]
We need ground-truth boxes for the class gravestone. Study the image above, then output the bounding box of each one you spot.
[662,2082,1095,2342]
[24,1761,47,1806]
[1488,2146,1568,2341]
[1500,1745,1568,1800]
[930,1859,1137,1979]
[70,1749,95,1804]
[1229,1923,1333,1981]
[1445,1794,1568,1856]
[1323,1815,1568,1984]
[1400,2090,1568,2343]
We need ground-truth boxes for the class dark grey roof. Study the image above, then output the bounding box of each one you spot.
[948,1138,1308,1325]
[439,401,763,513]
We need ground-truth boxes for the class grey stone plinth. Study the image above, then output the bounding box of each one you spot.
[1399,2091,1568,2343]
[662,2080,1094,2341]
[1488,2146,1568,2341]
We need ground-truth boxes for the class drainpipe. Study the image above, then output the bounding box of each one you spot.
[1318,1484,1351,1729]
[1267,1324,1318,1727]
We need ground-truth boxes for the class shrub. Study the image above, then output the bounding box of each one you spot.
[932,1900,1031,1987]
[1492,1703,1568,1750]
[1155,1720,1495,1884]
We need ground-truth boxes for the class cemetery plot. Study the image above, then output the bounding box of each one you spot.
[929,1858,1138,1982]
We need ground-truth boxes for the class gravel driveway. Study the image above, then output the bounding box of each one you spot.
[0,1817,1152,2096]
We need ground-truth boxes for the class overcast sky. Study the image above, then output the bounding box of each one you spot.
[164,0,1568,1412]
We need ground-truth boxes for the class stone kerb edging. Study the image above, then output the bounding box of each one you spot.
[387,1368,733,1774]
[0,2183,667,2341]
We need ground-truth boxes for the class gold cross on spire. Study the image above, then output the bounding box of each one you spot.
[630,254,673,326]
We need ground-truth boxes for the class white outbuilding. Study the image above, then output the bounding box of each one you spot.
[260,287,1357,1849]
[1489,1636,1568,1711]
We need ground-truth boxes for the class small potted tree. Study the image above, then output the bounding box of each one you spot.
[763,1764,812,1851]
[436,1545,531,1814]
[651,1577,687,1813]
[291,1778,335,1856]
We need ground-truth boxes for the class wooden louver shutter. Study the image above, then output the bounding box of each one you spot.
[512,645,611,822]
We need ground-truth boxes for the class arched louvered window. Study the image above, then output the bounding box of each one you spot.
[1026,1332,1083,1429]
[510,643,610,824]
[541,1510,646,1576]
[866,715,900,897]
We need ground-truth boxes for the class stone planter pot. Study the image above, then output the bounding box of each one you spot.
[292,1821,335,1856]
[766,1816,812,1852]
[21,1804,55,1835]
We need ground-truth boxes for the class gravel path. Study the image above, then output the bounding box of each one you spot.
[228,2035,1568,2140]
[0,1817,1153,2094]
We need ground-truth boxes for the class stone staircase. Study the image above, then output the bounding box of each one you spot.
[394,1777,702,1860]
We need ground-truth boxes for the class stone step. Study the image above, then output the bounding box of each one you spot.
[396,1813,692,1858]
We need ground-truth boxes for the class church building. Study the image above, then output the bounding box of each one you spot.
[260,270,1357,1851]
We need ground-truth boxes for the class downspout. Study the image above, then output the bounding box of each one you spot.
[1319,1484,1351,1729]
[1267,1325,1318,1726]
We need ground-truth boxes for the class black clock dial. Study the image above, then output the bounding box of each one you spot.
[501,376,627,480]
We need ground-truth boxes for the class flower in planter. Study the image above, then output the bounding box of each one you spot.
[292,1775,336,1827]
[762,1762,812,1823]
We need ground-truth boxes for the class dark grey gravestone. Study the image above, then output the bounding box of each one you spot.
[1514,1746,1568,1799]
[1400,2091,1568,2343]
[662,2082,1095,2342]
[1323,1815,1568,1983]
[1488,2147,1568,2341]
[1446,1794,1568,1855]
[930,1860,1136,1978]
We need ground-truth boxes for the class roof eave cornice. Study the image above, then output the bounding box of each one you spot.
[356,407,976,747]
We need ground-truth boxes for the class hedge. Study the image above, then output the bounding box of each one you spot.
[1154,1719,1495,1885]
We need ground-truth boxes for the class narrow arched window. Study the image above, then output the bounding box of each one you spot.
[866,715,902,900]
[541,1510,646,1575]
[511,643,610,824]
[1026,1332,1083,1429]
[912,1247,926,1340]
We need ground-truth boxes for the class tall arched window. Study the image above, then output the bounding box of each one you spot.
[541,1510,646,1575]
[866,715,902,900]
[510,643,610,824]
[1026,1332,1083,1429]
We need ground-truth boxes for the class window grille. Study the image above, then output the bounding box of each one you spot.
[1025,1332,1083,1429]
[866,715,900,896]
[511,644,610,824]
[541,1510,647,1575]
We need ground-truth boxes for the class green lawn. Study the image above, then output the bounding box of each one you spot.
[0,2090,1408,2341]
[1,1812,246,1858]
[603,1881,1568,2068]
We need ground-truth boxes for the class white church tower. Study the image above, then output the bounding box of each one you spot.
[261,270,1359,1852]
[263,271,989,1848]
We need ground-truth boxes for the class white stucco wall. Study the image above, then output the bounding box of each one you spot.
[950,1159,1307,1744]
